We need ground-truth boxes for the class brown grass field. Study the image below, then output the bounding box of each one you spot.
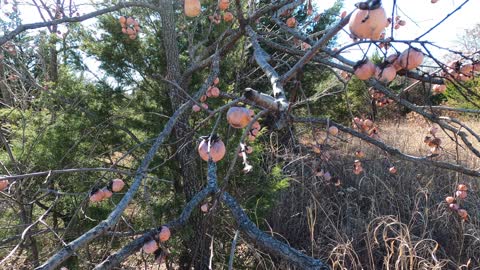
[261,117,480,269]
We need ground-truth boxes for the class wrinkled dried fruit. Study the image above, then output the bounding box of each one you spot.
[192,104,201,112]
[111,179,125,192]
[328,126,339,136]
[159,226,171,242]
[457,184,468,191]
[223,12,234,22]
[445,196,455,204]
[143,239,158,254]
[102,188,113,199]
[286,17,296,28]
[449,203,459,211]
[185,0,201,17]
[218,0,229,11]
[457,209,468,220]
[455,190,467,199]
[227,107,251,129]
[198,136,226,162]
[349,6,388,39]
[354,59,376,80]
[399,47,424,70]
[355,150,365,158]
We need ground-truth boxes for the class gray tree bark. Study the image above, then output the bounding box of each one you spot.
[157,0,209,268]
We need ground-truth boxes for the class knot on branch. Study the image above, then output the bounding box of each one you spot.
[244,88,289,130]
[244,88,279,112]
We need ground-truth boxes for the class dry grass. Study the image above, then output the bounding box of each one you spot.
[260,119,480,269]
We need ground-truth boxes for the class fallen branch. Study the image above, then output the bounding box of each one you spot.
[221,191,330,270]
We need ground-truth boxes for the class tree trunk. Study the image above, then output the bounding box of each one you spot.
[0,62,13,106]
[158,0,209,268]
[18,201,40,267]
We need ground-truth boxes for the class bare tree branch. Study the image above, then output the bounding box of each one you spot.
[35,99,193,270]
[0,168,132,182]
[221,192,329,270]
[280,13,351,83]
[245,25,288,111]
[0,2,161,46]
[93,186,213,270]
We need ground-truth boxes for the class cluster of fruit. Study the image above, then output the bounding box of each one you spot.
[423,126,441,155]
[315,169,333,181]
[352,117,378,138]
[209,0,234,24]
[227,106,260,141]
[142,226,171,264]
[445,184,469,221]
[441,60,480,82]
[89,179,125,202]
[369,88,394,107]
[351,151,396,175]
[2,42,16,56]
[193,78,221,112]
[391,16,406,30]
[118,16,140,40]
[354,47,424,83]
[184,0,233,23]
[197,106,261,163]
[292,38,312,51]
[1,0,19,16]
